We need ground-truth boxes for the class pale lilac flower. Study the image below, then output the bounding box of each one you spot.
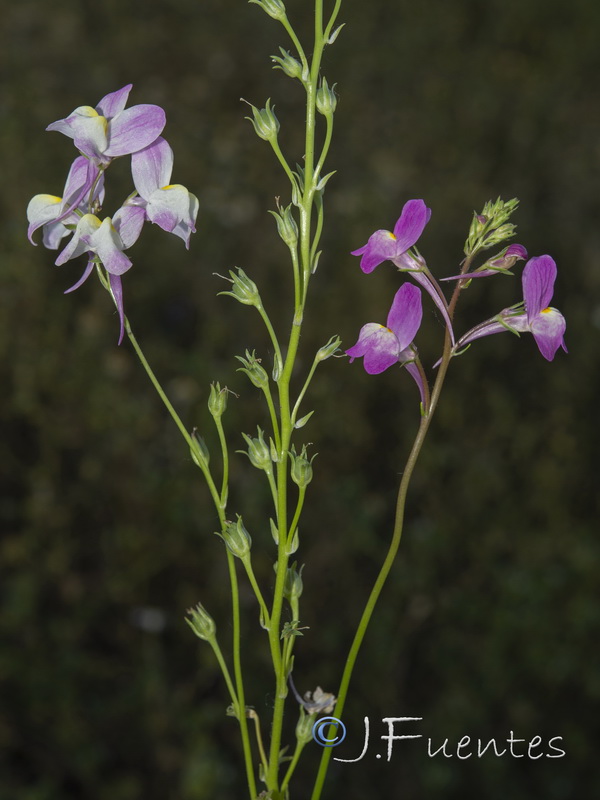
[351,200,454,342]
[46,84,166,166]
[346,283,426,402]
[27,156,104,248]
[129,137,198,247]
[455,255,567,361]
[55,205,146,343]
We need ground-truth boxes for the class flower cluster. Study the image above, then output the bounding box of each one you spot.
[346,199,567,404]
[27,84,199,343]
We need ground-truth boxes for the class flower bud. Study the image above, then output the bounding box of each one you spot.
[186,603,216,641]
[316,78,338,117]
[208,382,228,419]
[217,267,261,307]
[316,334,341,362]
[217,515,252,559]
[289,444,315,488]
[486,243,528,272]
[241,427,272,471]
[284,561,304,603]
[190,430,210,469]
[465,197,520,256]
[245,98,280,142]
[295,706,315,745]
[483,222,517,248]
[235,350,269,389]
[271,48,303,81]
[248,0,286,21]
[272,354,283,382]
[269,203,298,248]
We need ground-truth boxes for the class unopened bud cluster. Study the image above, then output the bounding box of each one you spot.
[465,197,519,256]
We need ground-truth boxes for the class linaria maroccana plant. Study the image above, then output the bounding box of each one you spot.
[26,1,567,799]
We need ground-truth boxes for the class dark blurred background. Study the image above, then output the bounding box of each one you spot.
[1,0,599,798]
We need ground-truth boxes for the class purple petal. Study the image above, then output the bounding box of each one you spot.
[346,323,400,374]
[503,243,528,261]
[403,360,426,407]
[64,259,95,294]
[392,199,432,253]
[96,84,133,118]
[408,270,455,344]
[44,220,72,249]
[530,308,567,361]
[108,273,126,345]
[441,269,498,281]
[351,229,399,273]
[522,255,556,322]
[113,205,146,249]
[131,136,173,199]
[59,157,102,216]
[454,316,517,350]
[104,104,166,157]
[386,283,423,349]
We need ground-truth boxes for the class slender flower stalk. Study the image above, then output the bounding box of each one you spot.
[310,254,473,800]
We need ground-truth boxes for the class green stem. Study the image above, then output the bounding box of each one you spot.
[280,738,308,794]
[257,303,284,377]
[248,708,270,777]
[213,415,229,508]
[208,636,239,709]
[227,552,258,800]
[265,3,327,790]
[287,485,306,546]
[125,318,194,449]
[123,317,256,798]
[242,556,271,630]
[310,259,472,800]
[263,382,282,453]
[291,353,320,426]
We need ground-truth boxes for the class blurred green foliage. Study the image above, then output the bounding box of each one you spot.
[1,0,599,798]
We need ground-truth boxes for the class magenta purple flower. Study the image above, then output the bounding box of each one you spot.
[346,282,426,402]
[26,84,199,343]
[351,200,454,342]
[455,255,567,361]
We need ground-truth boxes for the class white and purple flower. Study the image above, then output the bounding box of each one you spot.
[346,282,426,402]
[129,137,198,248]
[46,84,166,166]
[55,205,146,344]
[26,156,104,248]
[456,255,567,361]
